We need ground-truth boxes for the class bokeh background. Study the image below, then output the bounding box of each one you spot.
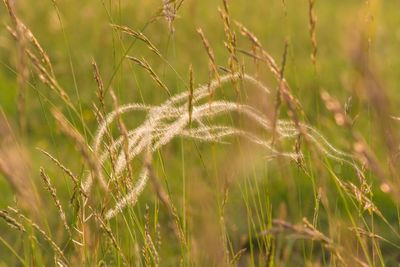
[1,0,400,266]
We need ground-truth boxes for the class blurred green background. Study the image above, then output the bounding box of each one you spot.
[0,0,400,266]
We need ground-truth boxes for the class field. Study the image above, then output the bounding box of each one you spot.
[1,0,400,266]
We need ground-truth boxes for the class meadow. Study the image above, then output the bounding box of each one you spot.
[1,0,400,266]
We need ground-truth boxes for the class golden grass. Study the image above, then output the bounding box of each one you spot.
[0,0,399,265]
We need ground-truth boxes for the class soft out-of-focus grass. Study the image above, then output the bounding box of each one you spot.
[0,0,400,266]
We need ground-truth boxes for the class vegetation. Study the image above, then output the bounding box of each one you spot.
[0,0,400,266]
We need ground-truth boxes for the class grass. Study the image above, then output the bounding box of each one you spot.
[0,0,400,266]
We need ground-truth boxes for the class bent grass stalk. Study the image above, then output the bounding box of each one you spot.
[82,72,367,221]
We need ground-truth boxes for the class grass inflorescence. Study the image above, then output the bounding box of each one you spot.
[0,0,399,266]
